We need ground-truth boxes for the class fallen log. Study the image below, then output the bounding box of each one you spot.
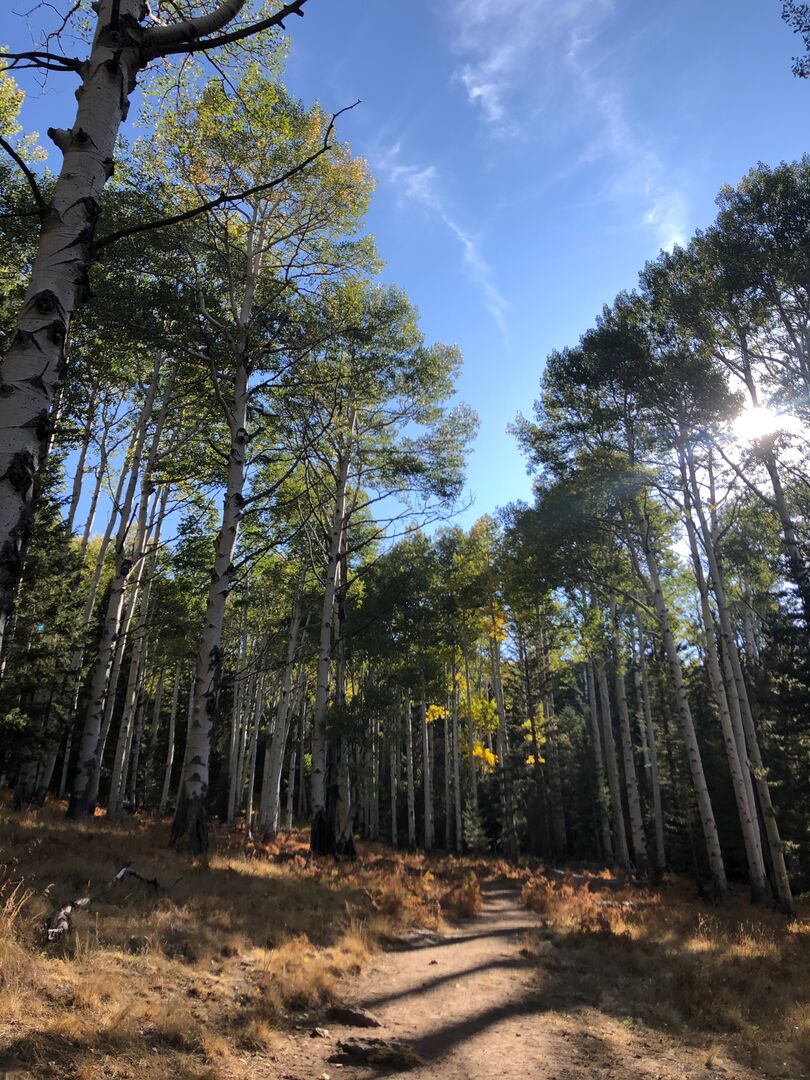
[45,862,166,942]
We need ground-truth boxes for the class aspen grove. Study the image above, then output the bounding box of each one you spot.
[2,2,810,910]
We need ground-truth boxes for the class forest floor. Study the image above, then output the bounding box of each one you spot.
[0,804,808,1080]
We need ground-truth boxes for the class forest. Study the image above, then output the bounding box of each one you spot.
[0,3,809,1080]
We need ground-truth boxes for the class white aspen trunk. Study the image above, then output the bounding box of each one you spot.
[0,0,147,652]
[742,584,759,663]
[227,669,247,825]
[632,628,666,875]
[69,363,167,817]
[681,491,768,901]
[243,674,263,836]
[463,646,478,811]
[86,546,147,809]
[62,406,140,741]
[443,707,452,850]
[107,623,146,819]
[585,661,614,862]
[390,714,399,848]
[235,670,258,817]
[610,600,648,874]
[596,659,631,871]
[172,360,249,854]
[58,729,73,800]
[491,636,517,857]
[144,665,166,806]
[285,733,297,832]
[297,702,308,820]
[227,599,249,824]
[126,672,148,810]
[310,418,354,854]
[109,485,167,818]
[633,514,728,897]
[685,449,792,911]
[451,655,463,854]
[79,409,115,559]
[66,391,98,534]
[369,716,380,841]
[420,685,434,852]
[405,693,416,849]
[259,585,304,836]
[158,664,182,818]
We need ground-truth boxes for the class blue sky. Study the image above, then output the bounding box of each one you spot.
[7,1,809,527]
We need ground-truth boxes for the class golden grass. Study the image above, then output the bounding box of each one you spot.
[521,868,810,1074]
[0,804,484,1080]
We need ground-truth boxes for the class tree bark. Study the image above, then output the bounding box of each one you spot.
[259,584,304,837]
[629,509,728,897]
[585,660,614,863]
[632,625,666,876]
[595,657,630,871]
[310,416,354,855]
[405,693,416,849]
[0,0,146,653]
[172,359,250,854]
[610,601,648,875]
[685,446,791,911]
[158,665,182,818]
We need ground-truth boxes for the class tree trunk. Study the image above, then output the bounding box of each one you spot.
[632,625,666,876]
[680,477,768,901]
[462,646,478,812]
[172,360,250,854]
[630,509,728,897]
[243,674,263,836]
[66,366,163,818]
[611,601,648,874]
[490,636,517,858]
[259,585,304,837]
[66,390,98,534]
[584,661,613,863]
[158,665,182,818]
[685,447,791,911]
[596,659,630,872]
[0,0,145,653]
[310,419,354,855]
[390,712,399,848]
[451,653,463,854]
[420,684,434,852]
[405,693,416,849]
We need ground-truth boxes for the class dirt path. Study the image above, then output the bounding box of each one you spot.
[276,881,768,1080]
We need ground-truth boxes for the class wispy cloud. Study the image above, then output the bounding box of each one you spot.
[377,144,509,336]
[447,0,687,251]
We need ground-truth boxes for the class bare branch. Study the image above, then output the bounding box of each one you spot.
[0,136,45,213]
[1,49,82,73]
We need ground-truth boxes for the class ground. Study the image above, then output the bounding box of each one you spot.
[0,805,807,1079]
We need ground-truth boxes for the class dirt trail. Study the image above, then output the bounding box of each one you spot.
[277,881,766,1080]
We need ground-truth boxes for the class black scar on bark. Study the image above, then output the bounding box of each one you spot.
[310,808,336,856]
[1,449,36,493]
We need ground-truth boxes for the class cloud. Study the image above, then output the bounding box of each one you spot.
[377,144,509,336]
[447,0,688,251]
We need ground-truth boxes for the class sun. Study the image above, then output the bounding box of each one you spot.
[732,405,798,443]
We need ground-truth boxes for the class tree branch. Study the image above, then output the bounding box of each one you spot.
[93,101,359,250]
[142,0,309,59]
[1,50,82,73]
[0,137,46,213]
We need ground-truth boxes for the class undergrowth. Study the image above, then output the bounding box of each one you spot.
[0,805,484,1080]
[521,869,810,1075]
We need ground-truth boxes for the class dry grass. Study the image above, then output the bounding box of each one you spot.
[0,804,481,1080]
[521,868,810,1075]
